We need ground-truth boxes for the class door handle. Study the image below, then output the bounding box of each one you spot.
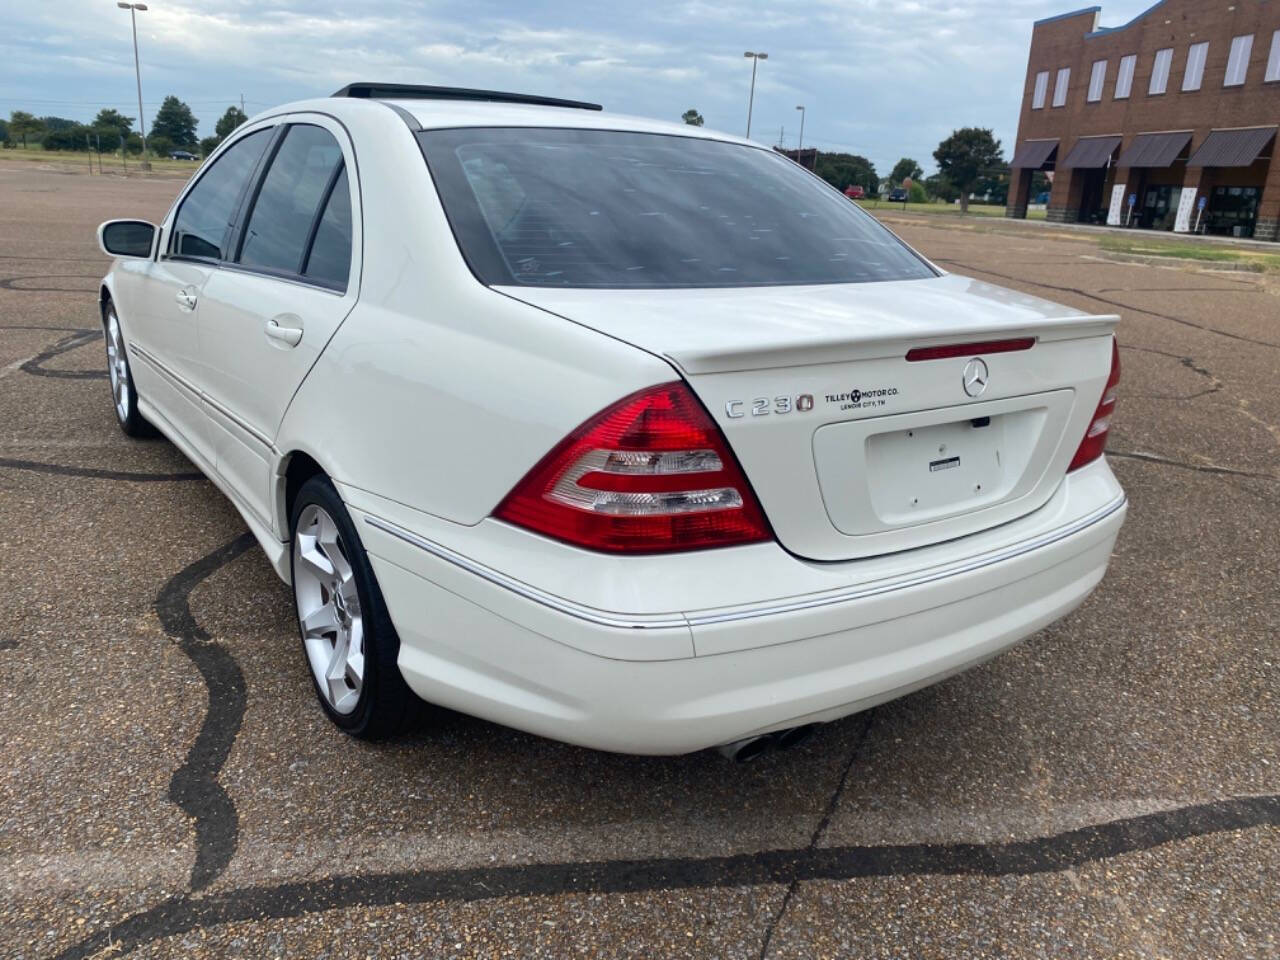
[265,318,303,347]
[175,287,197,311]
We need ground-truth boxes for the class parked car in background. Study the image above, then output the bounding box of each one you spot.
[888,187,909,202]
[844,184,865,200]
[169,150,197,161]
[95,83,1125,759]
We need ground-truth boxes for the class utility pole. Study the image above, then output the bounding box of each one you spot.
[118,3,150,170]
[743,51,767,139]
[795,105,806,153]
[241,93,246,116]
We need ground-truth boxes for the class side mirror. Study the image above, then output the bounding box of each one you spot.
[98,219,156,259]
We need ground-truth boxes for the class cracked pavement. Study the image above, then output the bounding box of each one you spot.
[0,166,1276,959]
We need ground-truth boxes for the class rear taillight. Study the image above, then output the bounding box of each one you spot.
[494,382,772,553]
[1068,337,1120,472]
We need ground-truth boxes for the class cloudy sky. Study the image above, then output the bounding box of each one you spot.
[3,0,1154,176]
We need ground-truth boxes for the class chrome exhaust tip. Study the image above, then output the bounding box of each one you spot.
[716,734,773,763]
[772,724,817,751]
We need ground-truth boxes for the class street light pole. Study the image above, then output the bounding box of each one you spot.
[795,105,805,153]
[743,51,767,140]
[118,2,150,169]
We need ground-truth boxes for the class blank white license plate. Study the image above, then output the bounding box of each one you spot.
[865,417,1006,522]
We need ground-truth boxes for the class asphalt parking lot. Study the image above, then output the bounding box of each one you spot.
[1,164,1276,959]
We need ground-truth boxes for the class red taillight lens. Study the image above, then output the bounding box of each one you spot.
[494,382,773,553]
[1068,337,1120,472]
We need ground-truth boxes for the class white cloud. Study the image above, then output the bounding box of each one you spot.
[3,0,1158,176]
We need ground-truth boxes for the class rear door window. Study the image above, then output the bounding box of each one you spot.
[170,128,271,260]
[237,124,344,276]
[301,166,352,289]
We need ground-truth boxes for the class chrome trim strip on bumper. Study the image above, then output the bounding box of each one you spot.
[364,515,689,631]
[364,493,1127,632]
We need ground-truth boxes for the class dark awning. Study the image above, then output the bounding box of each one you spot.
[1061,136,1123,168]
[1011,139,1059,169]
[1116,131,1192,168]
[1187,127,1277,167]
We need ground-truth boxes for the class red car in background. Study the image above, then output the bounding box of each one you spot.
[844,184,865,199]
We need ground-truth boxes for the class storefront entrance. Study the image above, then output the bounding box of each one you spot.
[1139,185,1179,230]
[1078,169,1110,224]
[1205,185,1260,238]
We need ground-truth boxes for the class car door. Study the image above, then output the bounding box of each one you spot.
[116,126,275,466]
[193,117,360,527]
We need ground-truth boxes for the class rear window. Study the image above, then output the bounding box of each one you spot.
[418,128,935,289]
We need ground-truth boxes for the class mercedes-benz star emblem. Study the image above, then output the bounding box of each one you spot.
[962,357,989,398]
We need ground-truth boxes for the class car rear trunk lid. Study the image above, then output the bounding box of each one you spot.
[498,274,1118,560]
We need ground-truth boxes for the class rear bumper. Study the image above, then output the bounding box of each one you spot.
[353,461,1125,755]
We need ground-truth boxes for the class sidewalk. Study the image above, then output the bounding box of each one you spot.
[871,207,1279,252]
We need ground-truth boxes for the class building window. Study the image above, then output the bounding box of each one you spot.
[1267,30,1280,82]
[1115,54,1137,97]
[1225,34,1253,86]
[1183,42,1208,91]
[1053,67,1070,106]
[1032,70,1050,108]
[1149,47,1173,94]
[1087,59,1107,101]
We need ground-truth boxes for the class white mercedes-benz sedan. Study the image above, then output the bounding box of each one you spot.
[96,83,1125,759]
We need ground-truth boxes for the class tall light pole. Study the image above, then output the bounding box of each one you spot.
[795,105,805,153]
[118,2,149,169]
[743,51,767,140]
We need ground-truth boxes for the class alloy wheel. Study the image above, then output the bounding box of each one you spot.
[105,307,130,423]
[293,503,365,715]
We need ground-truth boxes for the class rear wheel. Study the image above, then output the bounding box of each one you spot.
[290,475,421,739]
[103,299,154,437]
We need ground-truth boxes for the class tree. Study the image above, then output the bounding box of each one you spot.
[41,124,93,151]
[93,108,135,145]
[681,108,704,127]
[199,135,221,158]
[815,152,878,196]
[924,173,959,203]
[147,134,174,158]
[150,96,198,149]
[215,105,248,139]
[933,128,1004,213]
[9,111,44,148]
[39,115,78,132]
[0,118,8,145]
[889,157,923,186]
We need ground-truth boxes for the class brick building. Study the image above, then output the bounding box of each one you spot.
[1007,0,1280,240]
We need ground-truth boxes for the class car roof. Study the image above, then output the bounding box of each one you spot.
[259,95,755,149]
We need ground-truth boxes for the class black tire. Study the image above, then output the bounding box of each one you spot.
[102,297,157,438]
[289,474,422,739]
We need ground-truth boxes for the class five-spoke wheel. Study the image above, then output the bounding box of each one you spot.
[289,475,421,738]
[102,298,153,437]
[293,503,366,715]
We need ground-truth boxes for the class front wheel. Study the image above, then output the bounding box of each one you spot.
[290,475,421,739]
[103,300,155,437]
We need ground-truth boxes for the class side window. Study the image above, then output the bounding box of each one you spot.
[171,129,271,260]
[302,167,352,289]
[237,125,343,275]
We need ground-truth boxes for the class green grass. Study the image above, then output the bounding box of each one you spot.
[0,143,197,177]
[855,199,1046,220]
[1099,235,1280,270]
